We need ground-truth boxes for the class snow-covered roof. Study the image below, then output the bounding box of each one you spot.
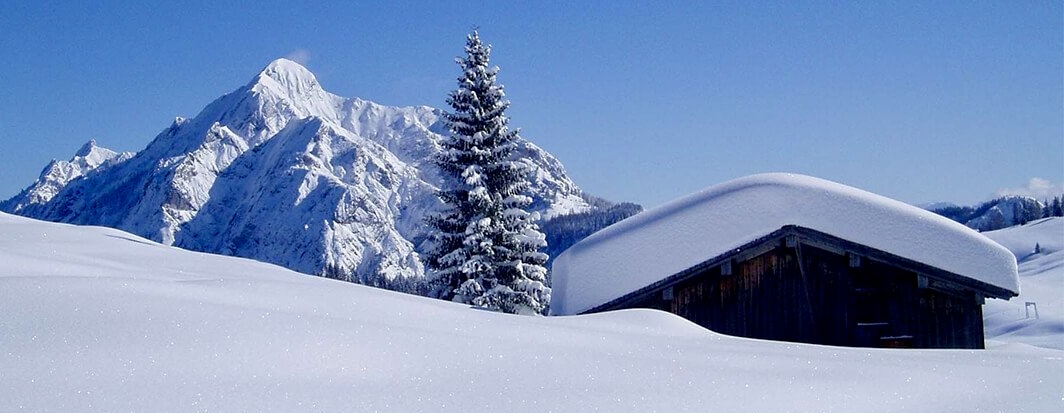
[551,173,1020,315]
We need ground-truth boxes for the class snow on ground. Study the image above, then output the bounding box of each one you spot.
[983,217,1064,350]
[553,173,1018,315]
[1,212,1060,412]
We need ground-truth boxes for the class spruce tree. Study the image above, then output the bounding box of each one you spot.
[426,30,550,315]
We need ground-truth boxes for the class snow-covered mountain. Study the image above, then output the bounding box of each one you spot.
[1,140,133,212]
[2,58,626,289]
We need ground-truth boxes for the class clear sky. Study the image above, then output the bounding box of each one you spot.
[1,1,1061,209]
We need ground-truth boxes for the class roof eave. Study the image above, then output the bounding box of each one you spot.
[580,225,1017,315]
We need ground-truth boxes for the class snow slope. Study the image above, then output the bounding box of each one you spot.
[1,212,1059,412]
[984,217,1064,350]
[553,173,1019,315]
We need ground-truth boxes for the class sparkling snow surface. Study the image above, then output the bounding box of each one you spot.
[1,212,1060,412]
[552,173,1020,315]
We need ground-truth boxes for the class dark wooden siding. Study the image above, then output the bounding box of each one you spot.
[916,288,985,349]
[598,228,989,349]
[664,241,860,346]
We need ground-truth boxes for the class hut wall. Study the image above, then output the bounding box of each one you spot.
[597,230,990,349]
[667,241,855,346]
[915,289,985,349]
[847,254,919,347]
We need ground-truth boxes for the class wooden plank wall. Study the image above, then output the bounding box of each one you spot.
[916,289,985,349]
[632,238,986,349]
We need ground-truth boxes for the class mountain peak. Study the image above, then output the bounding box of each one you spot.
[261,58,313,79]
[72,139,122,165]
[251,58,322,97]
[71,139,122,167]
[75,139,99,157]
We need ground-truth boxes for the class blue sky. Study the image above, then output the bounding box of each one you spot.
[1,1,1061,209]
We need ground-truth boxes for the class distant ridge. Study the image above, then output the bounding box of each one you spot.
[926,195,1058,232]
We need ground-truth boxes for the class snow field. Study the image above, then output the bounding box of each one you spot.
[1,212,1060,412]
[983,218,1064,350]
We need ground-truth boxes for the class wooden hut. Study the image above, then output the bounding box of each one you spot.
[550,174,1019,349]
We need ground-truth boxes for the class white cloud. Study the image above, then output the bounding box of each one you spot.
[284,49,311,65]
[995,178,1064,200]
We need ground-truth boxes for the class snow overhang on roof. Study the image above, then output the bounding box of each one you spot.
[550,173,1020,316]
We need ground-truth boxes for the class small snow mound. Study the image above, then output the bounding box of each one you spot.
[572,308,717,338]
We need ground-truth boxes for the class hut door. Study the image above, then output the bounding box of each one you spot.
[852,273,890,347]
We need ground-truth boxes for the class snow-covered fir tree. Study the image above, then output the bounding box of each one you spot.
[426,30,551,315]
